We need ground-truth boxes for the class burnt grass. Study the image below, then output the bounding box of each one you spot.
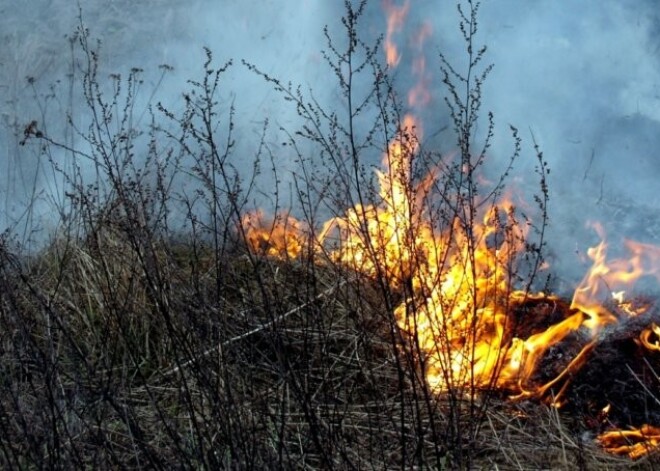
[0,225,658,470]
[565,306,660,434]
[512,296,660,439]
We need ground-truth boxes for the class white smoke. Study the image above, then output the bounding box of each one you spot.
[1,0,659,268]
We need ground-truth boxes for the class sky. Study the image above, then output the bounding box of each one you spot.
[1,0,659,279]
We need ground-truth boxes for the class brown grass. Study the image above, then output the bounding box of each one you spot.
[0,223,657,469]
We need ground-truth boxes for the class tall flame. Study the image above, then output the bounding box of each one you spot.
[240,3,660,460]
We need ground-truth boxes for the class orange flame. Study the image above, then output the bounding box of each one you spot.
[599,425,660,459]
[571,222,660,332]
[639,323,660,352]
[241,210,307,258]
[383,0,410,68]
[569,226,660,458]
[242,161,660,458]
[240,3,660,460]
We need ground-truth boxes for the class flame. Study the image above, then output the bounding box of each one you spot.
[241,140,660,457]
[570,222,660,332]
[571,228,660,458]
[241,210,307,258]
[599,425,660,459]
[383,0,410,68]
[638,323,660,352]
[244,114,571,395]
[240,3,660,460]
[317,115,425,283]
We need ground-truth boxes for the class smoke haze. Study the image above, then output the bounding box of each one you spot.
[1,0,659,278]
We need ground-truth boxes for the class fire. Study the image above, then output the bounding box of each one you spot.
[571,223,660,332]
[242,114,564,395]
[242,159,660,460]
[241,141,660,457]
[240,2,660,460]
[241,210,307,258]
[639,323,660,352]
[383,0,410,68]
[599,425,660,460]
[408,22,433,107]
[392,199,532,392]
[317,114,426,286]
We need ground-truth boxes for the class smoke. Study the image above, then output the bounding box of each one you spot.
[474,0,660,281]
[2,0,659,270]
[477,1,660,198]
[387,0,660,282]
[0,0,335,239]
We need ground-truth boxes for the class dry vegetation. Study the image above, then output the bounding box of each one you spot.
[1,1,659,469]
[0,231,658,469]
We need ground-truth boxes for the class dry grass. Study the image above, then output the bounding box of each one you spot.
[3,2,657,468]
[480,402,660,470]
[0,224,656,469]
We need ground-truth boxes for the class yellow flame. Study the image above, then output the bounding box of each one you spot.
[241,210,307,258]
[239,3,660,459]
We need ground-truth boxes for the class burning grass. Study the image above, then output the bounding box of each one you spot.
[240,181,660,465]
[6,1,660,467]
[0,228,658,468]
[236,104,660,463]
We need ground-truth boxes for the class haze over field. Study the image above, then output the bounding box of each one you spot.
[1,0,659,276]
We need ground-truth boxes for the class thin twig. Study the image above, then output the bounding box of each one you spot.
[627,362,660,408]
[583,148,595,182]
